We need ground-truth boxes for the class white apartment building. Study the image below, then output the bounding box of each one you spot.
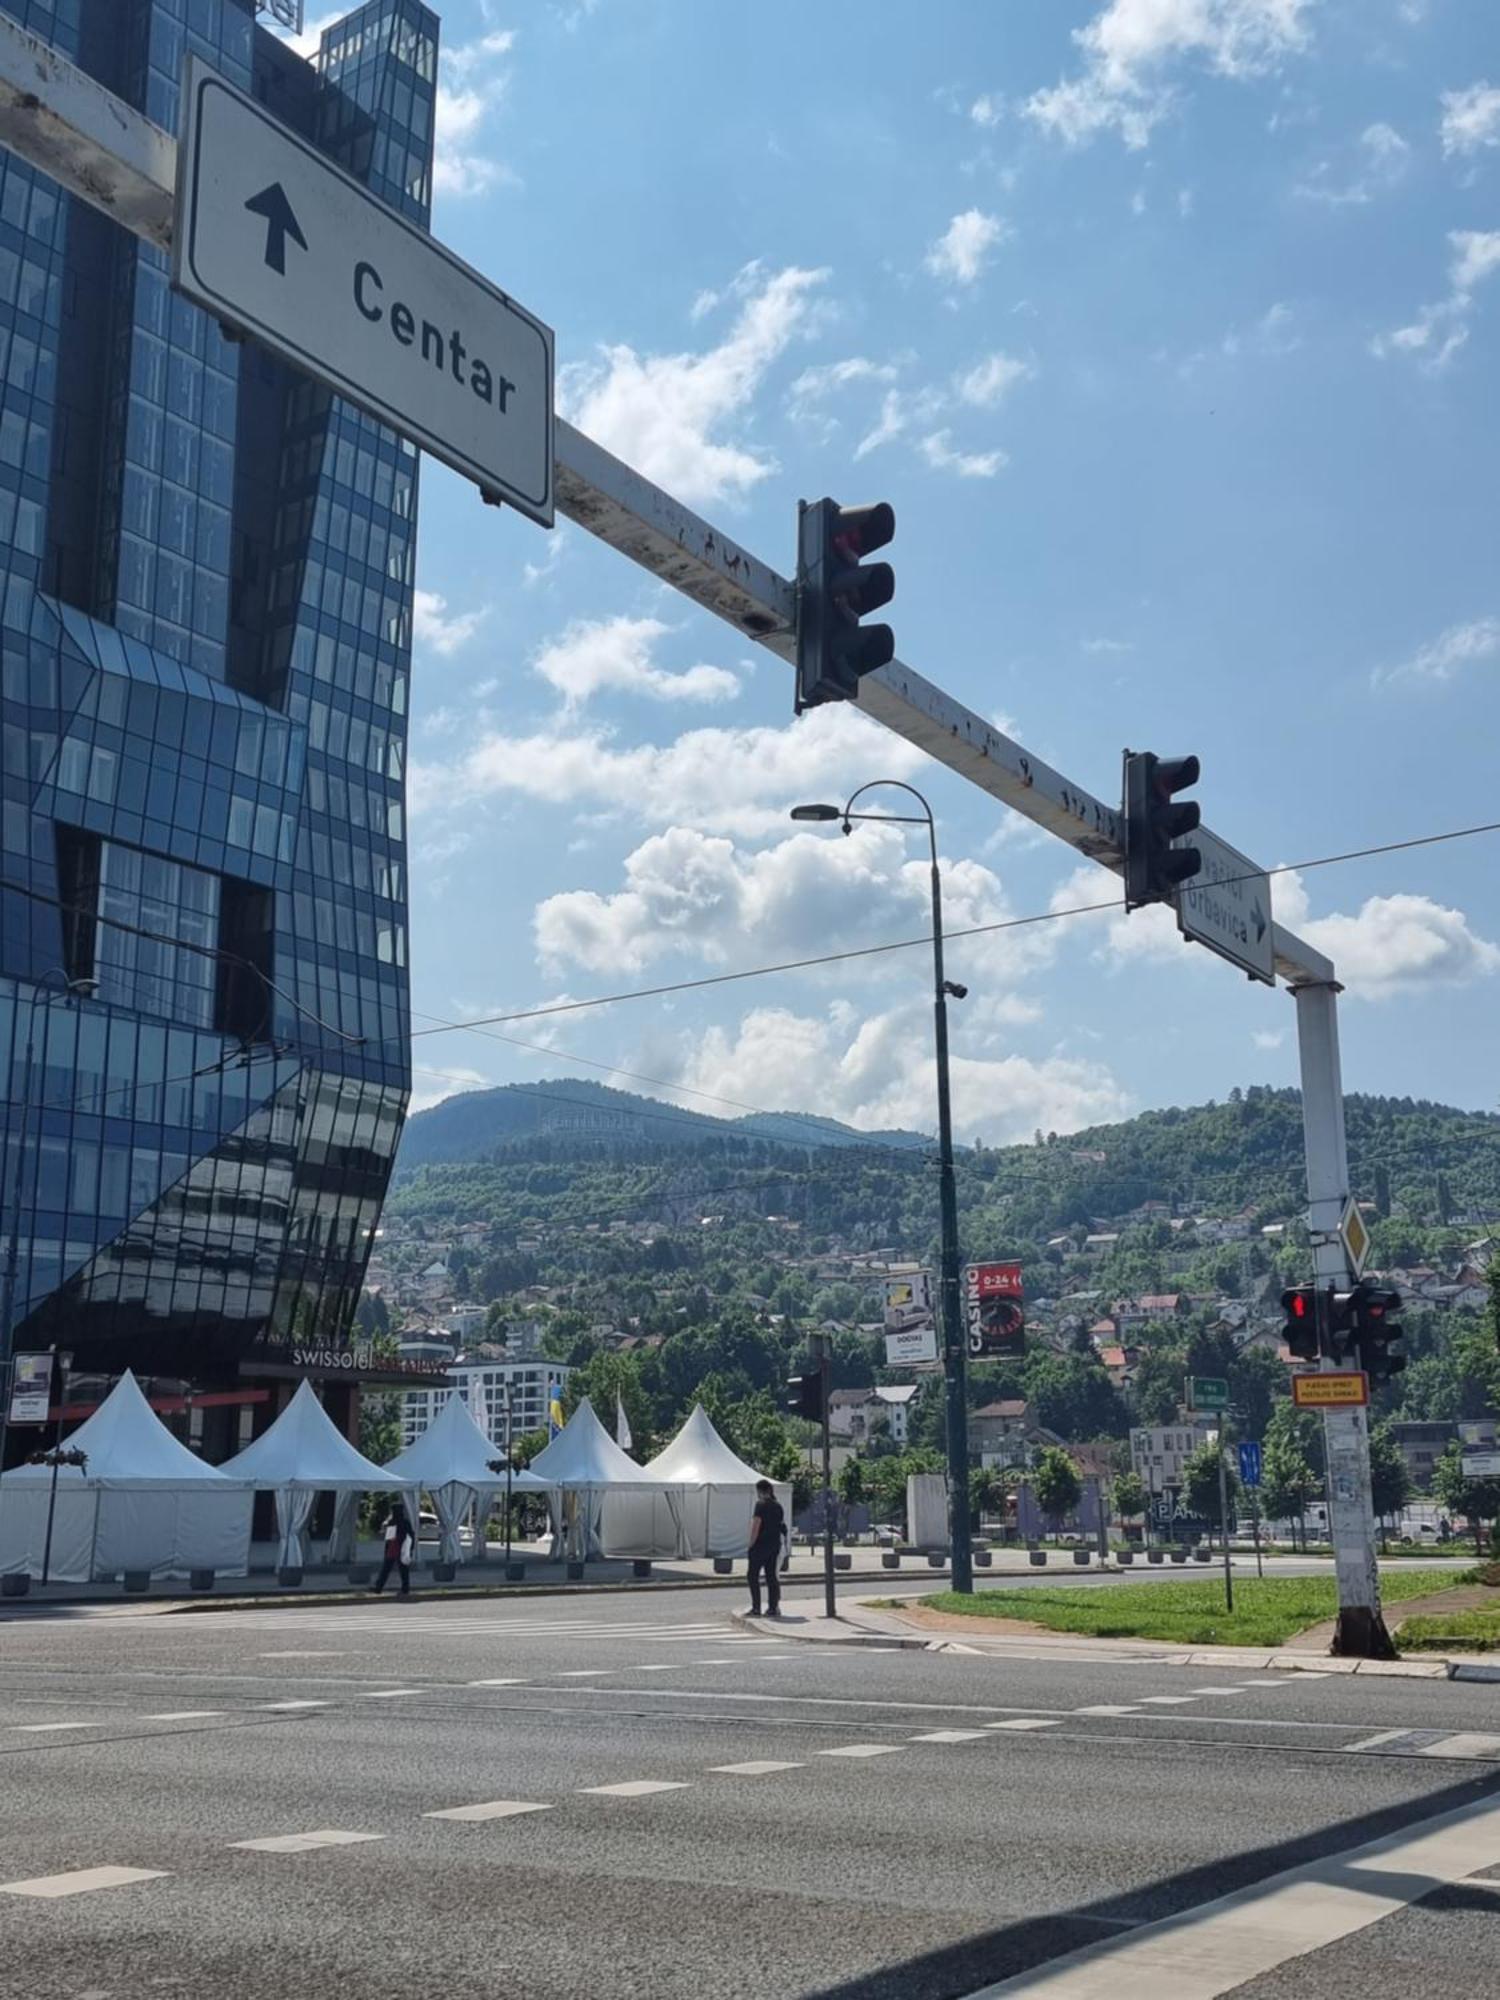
[401,1361,574,1451]
[1129,1420,1220,1492]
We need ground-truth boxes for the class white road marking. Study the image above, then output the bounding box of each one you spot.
[556,1670,610,1679]
[256,1700,328,1711]
[911,1729,991,1743]
[985,1718,1061,1732]
[1073,1706,1142,1718]
[258,1651,347,1659]
[141,1711,225,1721]
[1188,1687,1256,1696]
[1416,1733,1500,1760]
[818,1744,903,1759]
[468,1678,528,1687]
[967,1795,1500,1998]
[633,1664,677,1672]
[424,1799,553,1822]
[359,1689,425,1699]
[230,1830,384,1854]
[0,1865,169,1899]
[13,1721,97,1732]
[691,1659,739,1665]
[709,1761,805,1776]
[579,1780,692,1797]
[1139,1696,1196,1706]
[1344,1729,1420,1753]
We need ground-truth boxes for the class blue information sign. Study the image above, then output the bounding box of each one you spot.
[1238,1440,1262,1487]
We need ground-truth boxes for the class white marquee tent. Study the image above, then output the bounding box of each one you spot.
[381,1391,551,1563]
[645,1405,792,1559]
[0,1370,252,1582]
[527,1398,688,1560]
[220,1379,404,1569]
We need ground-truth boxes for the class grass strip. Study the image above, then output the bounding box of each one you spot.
[920,1568,1472,1649]
[1395,1605,1500,1653]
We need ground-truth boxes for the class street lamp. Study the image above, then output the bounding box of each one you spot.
[790,781,974,1594]
[0,970,97,1475]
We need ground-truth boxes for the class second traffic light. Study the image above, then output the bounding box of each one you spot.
[795,498,895,712]
[1123,751,1203,909]
[1281,1284,1321,1363]
[787,1371,826,1423]
[1353,1284,1406,1386]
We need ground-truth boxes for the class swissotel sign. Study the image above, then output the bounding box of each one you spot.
[173,59,554,528]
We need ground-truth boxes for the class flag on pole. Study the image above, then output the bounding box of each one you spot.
[615,1393,633,1453]
[548,1380,564,1437]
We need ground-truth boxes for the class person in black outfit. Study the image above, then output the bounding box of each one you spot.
[746,1480,786,1617]
[371,1502,414,1597]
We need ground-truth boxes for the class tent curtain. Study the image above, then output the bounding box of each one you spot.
[274,1488,317,1569]
[329,1491,359,1564]
[429,1481,474,1565]
[469,1494,492,1561]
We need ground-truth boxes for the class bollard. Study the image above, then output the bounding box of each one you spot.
[1192,1546,1211,1564]
[1116,1550,1134,1566]
[632,1559,652,1579]
[277,1566,304,1587]
[1072,1548,1091,1566]
[1,1574,30,1597]
[1147,1549,1165,1565]
[712,1556,734,1575]
[972,1549,993,1568]
[123,1570,151,1593]
[833,1553,852,1571]
[1029,1549,1047,1567]
[566,1560,585,1581]
[505,1561,525,1582]
[928,1552,946,1569]
[189,1568,215,1591]
[432,1561,457,1583]
[1169,1550,1188,1565]
[881,1551,901,1569]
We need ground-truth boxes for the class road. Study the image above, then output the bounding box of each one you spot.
[0,1580,1496,1999]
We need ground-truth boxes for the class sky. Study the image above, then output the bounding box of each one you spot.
[286,0,1500,1145]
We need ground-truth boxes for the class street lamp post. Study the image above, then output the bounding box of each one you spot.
[791,782,974,1595]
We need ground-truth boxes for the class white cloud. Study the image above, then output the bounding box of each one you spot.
[532,615,739,711]
[1251,1029,1285,1050]
[1374,616,1500,687]
[1222,300,1301,358]
[1026,0,1318,151]
[1295,120,1410,206]
[954,351,1033,407]
[560,263,828,505]
[1441,81,1500,157]
[971,95,1003,128]
[1050,862,1189,964]
[410,700,929,840]
[1274,872,1500,999]
[854,389,913,460]
[1374,229,1500,370]
[672,1001,1128,1145]
[920,431,1007,478]
[1082,636,1136,655]
[408,1063,492,1114]
[787,357,900,432]
[534,821,1058,986]
[413,589,488,656]
[925,210,1007,287]
[434,31,517,198]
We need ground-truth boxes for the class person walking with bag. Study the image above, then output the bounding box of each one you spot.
[372,1501,414,1596]
[746,1480,785,1618]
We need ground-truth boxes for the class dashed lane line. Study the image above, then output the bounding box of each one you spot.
[818,1744,903,1759]
[986,1719,1062,1733]
[229,1830,384,1854]
[911,1730,991,1743]
[358,1689,425,1699]
[709,1761,805,1776]
[141,1710,226,1721]
[12,1721,99,1733]
[0,1866,169,1899]
[579,1780,692,1797]
[255,1700,329,1712]
[1073,1706,1143,1717]
[1138,1696,1196,1706]
[424,1799,553,1822]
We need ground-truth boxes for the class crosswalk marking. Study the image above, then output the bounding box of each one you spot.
[230,1830,383,1854]
[818,1744,902,1758]
[911,1729,990,1743]
[1073,1705,1142,1717]
[0,1865,169,1899]
[580,1779,691,1797]
[424,1800,552,1822]
[1416,1732,1500,1759]
[986,1718,1061,1732]
[709,1761,804,1776]
[1139,1696,1195,1706]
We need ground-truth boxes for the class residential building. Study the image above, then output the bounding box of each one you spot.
[1390,1421,1457,1490]
[969,1399,1032,1455]
[1129,1421,1218,1493]
[0,0,436,1459]
[401,1361,574,1453]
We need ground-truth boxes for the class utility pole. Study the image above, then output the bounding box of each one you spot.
[1295,982,1392,1658]
[931,857,974,1596]
[817,1331,835,1620]
[1216,1421,1233,1614]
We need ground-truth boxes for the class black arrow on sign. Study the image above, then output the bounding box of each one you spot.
[1252,897,1267,943]
[244,182,307,275]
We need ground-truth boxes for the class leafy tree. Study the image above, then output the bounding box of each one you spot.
[1259,1428,1319,1547]
[1112,1470,1147,1521]
[510,1427,548,1468]
[358,1389,403,1468]
[1182,1439,1237,1529]
[1032,1445,1081,1524]
[562,1350,655,1458]
[1368,1422,1412,1530]
[1130,1346,1190,1426]
[836,1458,866,1505]
[1432,1443,1500,1555]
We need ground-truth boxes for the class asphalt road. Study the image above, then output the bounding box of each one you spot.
[1,1580,1497,1999]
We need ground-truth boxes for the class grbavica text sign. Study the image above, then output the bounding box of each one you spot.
[173,59,554,527]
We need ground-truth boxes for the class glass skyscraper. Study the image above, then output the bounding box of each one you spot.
[0,0,436,1456]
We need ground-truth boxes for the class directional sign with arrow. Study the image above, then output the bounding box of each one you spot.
[1174,826,1275,985]
[243,181,306,274]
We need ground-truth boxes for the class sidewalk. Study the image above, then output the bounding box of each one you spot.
[730,1596,1500,1683]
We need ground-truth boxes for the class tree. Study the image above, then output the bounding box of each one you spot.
[1367,1422,1412,1541]
[1182,1439,1238,1529]
[1432,1442,1500,1556]
[358,1389,403,1468]
[836,1458,866,1506]
[1260,1430,1319,1548]
[1032,1445,1081,1526]
[1113,1470,1147,1522]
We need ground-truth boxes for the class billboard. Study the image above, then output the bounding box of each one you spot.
[965,1260,1025,1359]
[884,1270,933,1331]
[885,1326,938,1367]
[7,1352,53,1425]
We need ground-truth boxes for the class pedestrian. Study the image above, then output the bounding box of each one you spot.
[746,1479,785,1618]
[372,1501,414,1596]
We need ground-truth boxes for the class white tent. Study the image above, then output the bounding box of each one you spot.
[220,1379,405,1569]
[646,1405,792,1558]
[382,1392,551,1564]
[0,1370,252,1582]
[528,1398,688,1560]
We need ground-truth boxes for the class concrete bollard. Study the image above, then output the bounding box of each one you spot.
[1169,1550,1188,1565]
[432,1562,457,1583]
[189,1568,215,1591]
[1117,1550,1134,1566]
[1147,1549,1165,1564]
[833,1553,852,1571]
[881,1551,901,1569]
[505,1561,526,1582]
[1029,1549,1047,1567]
[928,1553,946,1569]
[973,1549,993,1568]
[712,1556,734,1575]
[1072,1548,1091,1566]
[277,1566,303,1587]
[123,1571,151,1593]
[1,1574,30,1597]
[1192,1546,1212,1564]
[566,1560,585,1581]
[632,1560,652,1579]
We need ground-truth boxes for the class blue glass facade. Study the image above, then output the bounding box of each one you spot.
[0,0,435,1418]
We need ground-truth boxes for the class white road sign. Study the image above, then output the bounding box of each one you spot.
[1174,827,1274,985]
[1462,1451,1500,1479]
[173,60,554,527]
[885,1326,938,1367]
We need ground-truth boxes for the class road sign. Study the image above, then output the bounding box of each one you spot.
[7,1351,51,1424]
[173,60,554,527]
[1339,1198,1370,1277]
[1186,1375,1229,1412]
[1292,1371,1369,1409]
[1237,1440,1262,1487]
[965,1260,1025,1358]
[885,1326,938,1367]
[1174,828,1274,986]
[1462,1451,1500,1479]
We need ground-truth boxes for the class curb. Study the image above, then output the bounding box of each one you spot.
[729,1609,933,1650]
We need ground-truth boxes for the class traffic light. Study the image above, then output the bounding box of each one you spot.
[795,498,895,712]
[1326,1287,1363,1364]
[1122,751,1203,909]
[1281,1284,1321,1363]
[787,1371,825,1423]
[1353,1283,1406,1386]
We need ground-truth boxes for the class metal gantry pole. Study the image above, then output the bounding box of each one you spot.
[1294,980,1392,1658]
[931,857,973,1596]
[818,1332,835,1619]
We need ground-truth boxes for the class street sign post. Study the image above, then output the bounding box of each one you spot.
[1462,1450,1500,1478]
[1237,1439,1262,1487]
[1292,1371,1370,1409]
[1174,828,1274,985]
[1186,1375,1229,1412]
[173,59,554,525]
[7,1351,51,1424]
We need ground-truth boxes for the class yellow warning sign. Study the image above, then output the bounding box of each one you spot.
[1340,1198,1370,1277]
[1291,1371,1369,1409]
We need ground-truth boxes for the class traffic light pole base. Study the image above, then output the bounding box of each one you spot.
[1331,1606,1397,1662]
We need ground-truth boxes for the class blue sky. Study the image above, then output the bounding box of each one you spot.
[290,0,1499,1143]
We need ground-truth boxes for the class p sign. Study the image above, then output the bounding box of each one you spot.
[1237,1440,1262,1488]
